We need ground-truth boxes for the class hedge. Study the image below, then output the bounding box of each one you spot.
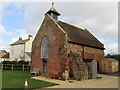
[2,61,29,64]
[2,61,30,71]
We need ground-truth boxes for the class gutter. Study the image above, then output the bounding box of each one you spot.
[68,41,105,50]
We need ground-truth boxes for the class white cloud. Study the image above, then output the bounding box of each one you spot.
[1,2,118,55]
[0,39,9,51]
[60,2,118,39]
[16,29,28,39]
[23,3,50,35]
[99,38,118,55]
[8,29,30,45]
[0,24,15,35]
[0,25,5,33]
[8,37,19,45]
[0,3,2,23]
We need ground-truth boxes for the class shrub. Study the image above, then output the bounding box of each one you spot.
[2,61,30,71]
[106,54,120,61]
[18,61,29,64]
[2,61,29,65]
[11,61,18,64]
[2,61,12,64]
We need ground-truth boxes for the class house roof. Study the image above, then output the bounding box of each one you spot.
[2,52,10,58]
[10,39,29,46]
[57,21,104,49]
[45,8,60,16]
[0,50,6,54]
[105,58,118,62]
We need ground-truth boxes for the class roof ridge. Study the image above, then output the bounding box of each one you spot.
[57,20,104,49]
[45,8,60,16]
[10,39,29,46]
[20,39,29,41]
[12,39,29,43]
[58,20,84,31]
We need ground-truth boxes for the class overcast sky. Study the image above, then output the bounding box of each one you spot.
[0,2,118,55]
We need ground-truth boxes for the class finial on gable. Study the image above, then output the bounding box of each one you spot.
[52,2,54,9]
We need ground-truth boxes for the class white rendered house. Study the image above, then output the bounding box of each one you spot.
[10,35,33,61]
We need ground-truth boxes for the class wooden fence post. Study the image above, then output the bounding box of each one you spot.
[11,64,13,70]
[2,64,29,71]
[28,65,29,71]
[22,64,24,71]
[2,64,3,70]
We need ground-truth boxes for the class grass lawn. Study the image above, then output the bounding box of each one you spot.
[2,70,59,89]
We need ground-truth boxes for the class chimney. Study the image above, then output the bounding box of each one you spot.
[28,35,33,40]
[19,37,22,40]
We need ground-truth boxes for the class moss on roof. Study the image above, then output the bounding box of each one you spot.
[58,20,104,49]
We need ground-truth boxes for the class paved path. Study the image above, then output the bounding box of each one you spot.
[31,74,119,88]
[32,76,66,84]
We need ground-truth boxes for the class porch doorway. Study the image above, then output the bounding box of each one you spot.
[43,59,47,74]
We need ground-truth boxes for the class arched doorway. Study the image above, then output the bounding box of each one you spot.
[43,59,47,74]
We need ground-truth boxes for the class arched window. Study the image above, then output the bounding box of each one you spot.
[41,36,49,59]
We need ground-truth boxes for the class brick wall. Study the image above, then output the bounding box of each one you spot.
[31,14,105,75]
[69,43,104,71]
[31,15,68,75]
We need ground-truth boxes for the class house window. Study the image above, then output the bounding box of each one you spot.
[41,36,49,59]
[11,50,14,55]
[19,50,24,54]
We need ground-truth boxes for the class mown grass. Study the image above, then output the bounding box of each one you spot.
[2,70,58,89]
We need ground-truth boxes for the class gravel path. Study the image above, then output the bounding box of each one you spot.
[32,74,119,88]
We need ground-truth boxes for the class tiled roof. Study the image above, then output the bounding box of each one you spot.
[45,8,60,15]
[58,21,104,49]
[2,52,9,58]
[0,50,6,54]
[10,39,29,46]
[105,58,118,62]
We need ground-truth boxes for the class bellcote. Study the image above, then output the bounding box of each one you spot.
[45,3,60,20]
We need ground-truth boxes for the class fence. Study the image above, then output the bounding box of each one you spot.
[0,64,2,71]
[1,64,30,71]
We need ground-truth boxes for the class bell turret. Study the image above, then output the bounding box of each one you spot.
[45,3,60,20]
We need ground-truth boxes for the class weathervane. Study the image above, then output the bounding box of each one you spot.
[52,2,54,8]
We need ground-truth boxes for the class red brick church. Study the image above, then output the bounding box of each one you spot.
[30,6,105,79]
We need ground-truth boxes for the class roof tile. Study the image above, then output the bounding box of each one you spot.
[10,39,29,46]
[58,20,104,49]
